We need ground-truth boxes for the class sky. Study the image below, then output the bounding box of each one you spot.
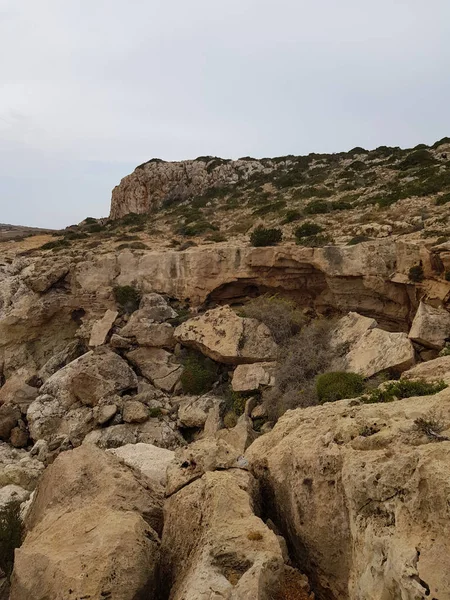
[1,0,450,228]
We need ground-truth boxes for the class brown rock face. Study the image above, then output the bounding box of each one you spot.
[10,444,162,600]
[246,388,450,600]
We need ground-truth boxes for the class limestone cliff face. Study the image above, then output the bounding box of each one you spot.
[110,157,268,219]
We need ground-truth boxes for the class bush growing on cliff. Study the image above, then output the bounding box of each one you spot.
[316,371,365,403]
[304,200,330,215]
[408,264,424,282]
[250,227,282,247]
[113,285,141,314]
[180,350,218,394]
[0,503,23,577]
[294,222,323,240]
[361,379,447,404]
[240,294,305,345]
[263,319,336,420]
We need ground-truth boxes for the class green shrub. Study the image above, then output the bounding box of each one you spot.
[304,200,330,215]
[117,241,148,250]
[348,235,371,245]
[0,503,23,577]
[398,149,436,170]
[332,200,353,211]
[180,351,218,394]
[223,411,238,428]
[113,285,141,314]
[40,239,70,251]
[84,217,97,224]
[282,209,302,224]
[294,222,323,239]
[316,372,365,403]
[436,193,450,206]
[362,379,447,404]
[409,264,424,282]
[177,221,218,236]
[86,223,104,233]
[252,200,286,216]
[148,407,162,418]
[296,234,331,247]
[250,227,283,247]
[240,294,305,344]
[205,232,227,242]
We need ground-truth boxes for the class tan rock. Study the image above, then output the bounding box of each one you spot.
[330,311,377,349]
[409,301,450,349]
[88,309,118,347]
[176,394,222,428]
[0,443,44,491]
[0,404,20,440]
[10,425,28,448]
[217,414,258,454]
[346,327,415,377]
[109,443,174,487]
[126,347,183,393]
[10,445,161,600]
[94,403,117,425]
[247,387,450,600]
[25,262,69,293]
[401,355,450,384]
[174,305,278,365]
[122,400,149,423]
[161,470,291,600]
[0,376,38,413]
[83,420,184,451]
[232,362,276,392]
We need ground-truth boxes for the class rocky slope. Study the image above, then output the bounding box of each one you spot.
[1,140,450,599]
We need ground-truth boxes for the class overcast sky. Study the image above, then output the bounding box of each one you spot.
[1,0,450,228]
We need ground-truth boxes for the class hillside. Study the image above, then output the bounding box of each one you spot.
[0,223,55,242]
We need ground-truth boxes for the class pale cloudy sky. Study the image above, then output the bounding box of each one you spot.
[1,0,449,228]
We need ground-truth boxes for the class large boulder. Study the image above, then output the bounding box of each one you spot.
[83,419,184,451]
[174,305,278,365]
[176,394,223,429]
[409,301,450,349]
[27,349,137,445]
[10,444,162,600]
[232,362,276,392]
[330,311,377,350]
[0,443,45,491]
[345,327,415,377]
[246,387,450,600]
[161,469,304,600]
[88,309,118,347]
[126,347,183,393]
[109,443,175,487]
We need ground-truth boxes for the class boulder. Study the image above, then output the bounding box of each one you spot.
[88,309,118,347]
[37,340,86,382]
[122,400,149,424]
[0,376,38,413]
[161,469,305,600]
[126,347,183,393]
[246,387,450,600]
[174,305,278,365]
[109,333,132,349]
[139,293,177,322]
[27,349,137,444]
[0,443,44,491]
[330,311,377,350]
[10,444,162,600]
[0,484,30,512]
[0,404,20,440]
[232,362,276,392]
[10,424,29,448]
[83,419,184,451]
[401,355,450,384]
[166,438,244,497]
[25,262,69,294]
[346,328,415,377]
[121,319,175,348]
[217,414,258,453]
[94,403,117,425]
[176,394,222,428]
[109,443,175,487]
[409,301,450,349]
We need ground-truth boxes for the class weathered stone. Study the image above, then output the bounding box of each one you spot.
[88,309,118,347]
[10,445,161,600]
[247,387,450,600]
[37,340,86,382]
[27,349,137,444]
[217,414,258,453]
[401,355,450,384]
[0,376,38,413]
[346,328,415,377]
[94,403,117,425]
[83,420,184,451]
[174,305,278,365]
[176,394,222,428]
[109,333,132,349]
[109,443,174,487]
[161,470,295,600]
[25,262,69,293]
[0,404,20,440]
[126,347,183,393]
[122,400,149,424]
[10,425,29,448]
[166,438,244,497]
[0,484,30,512]
[232,362,276,392]
[0,443,44,491]
[330,311,378,349]
[139,293,177,322]
[409,301,450,349]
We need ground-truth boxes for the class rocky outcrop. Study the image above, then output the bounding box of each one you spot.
[232,362,276,392]
[401,355,450,384]
[126,347,183,392]
[10,444,162,600]
[247,387,450,600]
[109,442,174,488]
[174,305,278,365]
[88,308,118,347]
[110,157,267,219]
[408,301,450,349]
